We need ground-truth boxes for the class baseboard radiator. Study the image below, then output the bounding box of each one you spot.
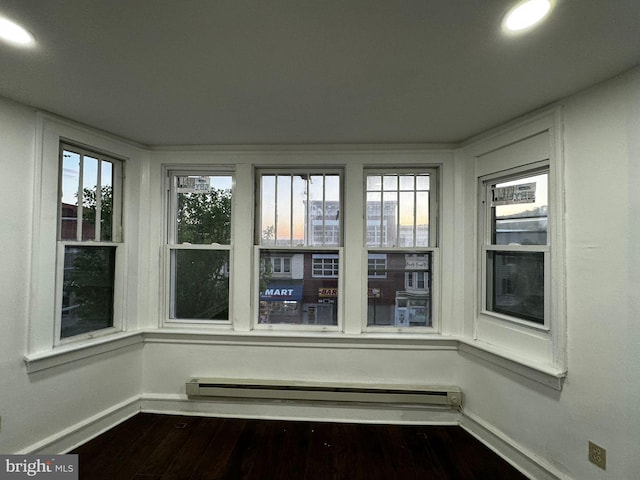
[186,378,462,407]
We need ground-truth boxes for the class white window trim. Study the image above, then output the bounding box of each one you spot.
[462,107,566,372]
[28,113,142,355]
[479,164,550,331]
[162,167,235,328]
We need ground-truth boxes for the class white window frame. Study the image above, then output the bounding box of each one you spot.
[479,165,550,330]
[54,143,125,345]
[364,168,439,333]
[163,168,234,326]
[255,168,343,332]
[466,113,566,373]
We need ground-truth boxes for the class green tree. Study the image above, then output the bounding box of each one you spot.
[174,188,232,319]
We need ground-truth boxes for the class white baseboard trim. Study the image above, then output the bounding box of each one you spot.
[17,395,141,454]
[139,393,461,425]
[460,410,571,480]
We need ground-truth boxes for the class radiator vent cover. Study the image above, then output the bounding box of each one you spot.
[186,378,461,407]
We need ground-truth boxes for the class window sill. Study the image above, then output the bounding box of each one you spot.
[457,338,566,390]
[24,331,144,373]
[24,329,566,390]
[143,328,459,351]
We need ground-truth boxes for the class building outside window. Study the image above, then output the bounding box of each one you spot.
[365,171,436,328]
[257,171,341,327]
[57,143,123,340]
[166,172,233,322]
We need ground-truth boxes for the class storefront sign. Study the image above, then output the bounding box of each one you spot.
[177,176,210,193]
[492,182,536,206]
[260,284,302,302]
[368,287,381,298]
[318,287,338,297]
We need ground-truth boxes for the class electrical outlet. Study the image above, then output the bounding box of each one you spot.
[588,441,606,470]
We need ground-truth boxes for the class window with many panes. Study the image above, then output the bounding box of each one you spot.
[257,171,341,327]
[57,143,123,340]
[365,171,436,329]
[481,167,549,326]
[166,171,233,322]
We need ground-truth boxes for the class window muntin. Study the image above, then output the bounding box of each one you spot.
[167,172,233,322]
[365,170,436,330]
[58,144,123,340]
[482,168,549,326]
[257,170,342,329]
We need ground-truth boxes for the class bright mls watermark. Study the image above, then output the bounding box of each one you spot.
[0,455,77,479]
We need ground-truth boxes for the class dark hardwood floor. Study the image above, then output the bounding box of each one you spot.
[70,413,527,480]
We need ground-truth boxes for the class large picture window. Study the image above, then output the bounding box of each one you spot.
[166,172,233,322]
[257,171,341,327]
[365,171,437,329]
[481,169,549,326]
[57,143,123,340]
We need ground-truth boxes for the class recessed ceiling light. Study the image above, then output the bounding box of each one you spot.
[0,16,35,46]
[503,0,552,32]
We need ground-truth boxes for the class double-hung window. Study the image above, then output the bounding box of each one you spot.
[257,170,341,328]
[480,167,549,326]
[166,171,233,323]
[365,171,437,329]
[57,143,124,341]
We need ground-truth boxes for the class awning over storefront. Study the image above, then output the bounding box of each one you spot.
[260,284,303,302]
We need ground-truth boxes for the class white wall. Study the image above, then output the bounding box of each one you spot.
[458,68,640,479]
[0,97,143,454]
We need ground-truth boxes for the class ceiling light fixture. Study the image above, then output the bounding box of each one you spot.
[503,0,552,32]
[0,16,35,46]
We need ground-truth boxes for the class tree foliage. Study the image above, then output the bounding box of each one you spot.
[174,188,232,319]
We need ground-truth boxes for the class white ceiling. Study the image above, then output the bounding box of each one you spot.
[1,1,639,146]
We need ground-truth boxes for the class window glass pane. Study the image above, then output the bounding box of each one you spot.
[366,192,383,246]
[176,175,232,244]
[382,191,398,246]
[100,161,113,241]
[398,191,415,247]
[171,249,230,319]
[261,175,276,245]
[259,251,338,326]
[61,246,116,338]
[276,174,292,245]
[81,156,99,241]
[415,191,429,247]
[491,173,548,245]
[367,252,431,327]
[487,251,544,324]
[61,150,81,240]
[291,175,307,246]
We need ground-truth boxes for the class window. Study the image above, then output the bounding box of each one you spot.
[257,171,341,327]
[57,143,123,340]
[166,172,233,322]
[365,171,437,329]
[481,169,549,326]
[368,254,387,278]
